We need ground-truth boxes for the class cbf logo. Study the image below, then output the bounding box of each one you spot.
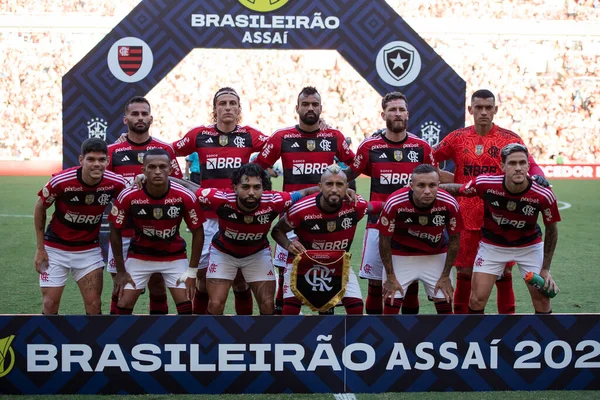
[238,0,289,12]
[107,37,154,83]
[87,118,107,140]
[376,41,422,87]
[305,265,334,292]
[0,335,16,378]
[420,121,441,147]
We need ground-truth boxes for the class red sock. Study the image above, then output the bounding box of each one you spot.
[365,283,383,315]
[401,281,420,314]
[149,294,168,315]
[193,291,209,315]
[283,297,302,315]
[234,288,253,315]
[342,297,364,315]
[117,306,133,315]
[275,267,284,315]
[454,272,472,314]
[383,298,403,315]
[435,301,453,314]
[110,294,119,315]
[496,272,516,314]
[469,306,484,314]
[176,301,192,315]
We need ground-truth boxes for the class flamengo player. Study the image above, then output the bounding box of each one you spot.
[106,96,183,315]
[194,163,316,315]
[109,149,205,315]
[346,91,435,315]
[34,138,126,314]
[172,87,268,315]
[272,165,381,315]
[255,86,355,314]
[441,144,560,314]
[377,165,461,314]
[433,89,546,314]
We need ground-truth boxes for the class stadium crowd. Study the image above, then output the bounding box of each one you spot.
[0,0,599,162]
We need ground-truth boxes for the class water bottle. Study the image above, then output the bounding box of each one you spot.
[524,272,557,298]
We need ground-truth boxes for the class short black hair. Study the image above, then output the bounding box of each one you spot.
[81,137,108,156]
[124,96,151,114]
[143,148,171,163]
[297,86,320,104]
[382,91,409,110]
[412,164,437,176]
[501,143,528,163]
[232,163,271,190]
[471,89,495,103]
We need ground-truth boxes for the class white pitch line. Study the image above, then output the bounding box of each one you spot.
[557,201,571,210]
[334,394,357,400]
[0,214,33,218]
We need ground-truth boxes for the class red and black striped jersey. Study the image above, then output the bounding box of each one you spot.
[254,125,355,192]
[38,167,127,251]
[353,132,435,227]
[459,174,560,247]
[284,193,367,260]
[107,136,183,184]
[109,182,205,261]
[433,124,544,231]
[196,188,293,258]
[377,187,462,256]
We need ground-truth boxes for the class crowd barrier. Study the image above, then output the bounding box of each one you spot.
[0,314,599,394]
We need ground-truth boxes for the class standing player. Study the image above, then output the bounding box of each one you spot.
[34,138,127,314]
[441,144,560,314]
[254,86,355,314]
[193,163,317,315]
[172,87,269,315]
[272,165,381,315]
[377,165,461,314]
[109,149,205,315]
[434,89,547,314]
[106,96,183,315]
[344,92,435,315]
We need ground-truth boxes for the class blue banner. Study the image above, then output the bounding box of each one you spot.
[1,315,599,394]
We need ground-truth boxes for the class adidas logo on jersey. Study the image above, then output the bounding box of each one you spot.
[228,213,238,219]
[405,218,413,223]
[206,137,214,143]
[267,270,274,276]
[71,196,79,202]
[138,209,147,215]
[122,155,130,162]
[491,201,500,207]
[311,225,320,230]
[291,142,300,148]
[379,153,387,159]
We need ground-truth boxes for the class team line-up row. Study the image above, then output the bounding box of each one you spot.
[33,87,560,316]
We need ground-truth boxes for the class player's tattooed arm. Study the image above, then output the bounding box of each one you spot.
[33,198,48,274]
[438,169,454,183]
[272,218,306,256]
[434,233,459,302]
[110,224,136,297]
[379,234,403,303]
[439,183,462,196]
[540,222,559,293]
[170,177,200,192]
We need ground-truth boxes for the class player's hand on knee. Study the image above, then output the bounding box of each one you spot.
[287,241,306,256]
[33,249,49,274]
[115,271,135,298]
[434,275,454,303]
[532,175,551,188]
[383,276,402,305]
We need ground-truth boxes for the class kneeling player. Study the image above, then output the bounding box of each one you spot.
[272,165,381,315]
[193,163,317,315]
[442,143,560,314]
[379,165,461,314]
[34,138,127,314]
[109,149,205,314]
